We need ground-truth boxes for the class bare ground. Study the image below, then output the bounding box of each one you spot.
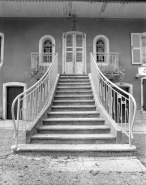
[0,129,146,185]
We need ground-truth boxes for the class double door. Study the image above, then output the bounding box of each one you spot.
[64,32,86,74]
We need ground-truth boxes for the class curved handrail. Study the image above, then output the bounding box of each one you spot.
[11,53,58,146]
[91,53,137,145]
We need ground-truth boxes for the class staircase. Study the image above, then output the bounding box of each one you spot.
[17,74,136,156]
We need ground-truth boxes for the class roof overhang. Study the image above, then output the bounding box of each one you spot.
[0,0,145,19]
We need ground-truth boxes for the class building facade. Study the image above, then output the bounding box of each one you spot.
[0,0,146,121]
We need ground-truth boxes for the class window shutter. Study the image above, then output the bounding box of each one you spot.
[131,33,142,64]
[0,36,1,64]
[141,33,146,64]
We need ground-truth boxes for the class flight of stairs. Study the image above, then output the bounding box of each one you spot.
[17,74,136,156]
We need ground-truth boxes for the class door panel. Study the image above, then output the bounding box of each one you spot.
[7,86,23,119]
[64,32,85,74]
[75,34,84,74]
[65,34,74,74]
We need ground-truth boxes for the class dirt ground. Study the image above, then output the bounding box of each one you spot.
[0,129,146,185]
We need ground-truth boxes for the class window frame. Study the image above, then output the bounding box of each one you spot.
[0,32,4,67]
[131,32,146,65]
[93,35,109,66]
[39,35,55,66]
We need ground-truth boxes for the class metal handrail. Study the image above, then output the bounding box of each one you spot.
[11,53,58,148]
[91,53,137,146]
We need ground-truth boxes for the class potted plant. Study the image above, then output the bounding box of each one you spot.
[30,67,44,80]
[103,64,125,81]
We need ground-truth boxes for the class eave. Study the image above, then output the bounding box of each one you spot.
[0,0,145,19]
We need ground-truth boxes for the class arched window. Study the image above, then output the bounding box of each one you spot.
[96,39,105,62]
[93,35,109,65]
[43,40,52,53]
[39,35,55,65]
[43,40,53,63]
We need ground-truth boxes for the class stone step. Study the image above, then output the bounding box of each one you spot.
[57,86,91,91]
[51,105,96,112]
[59,76,89,79]
[54,95,93,100]
[59,79,90,83]
[16,144,136,156]
[37,125,110,134]
[55,91,92,96]
[53,100,95,106]
[43,118,105,125]
[60,74,88,76]
[58,83,90,87]
[30,134,116,144]
[47,111,100,118]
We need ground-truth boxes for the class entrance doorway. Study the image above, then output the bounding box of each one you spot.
[3,82,27,120]
[7,86,23,119]
[63,31,86,74]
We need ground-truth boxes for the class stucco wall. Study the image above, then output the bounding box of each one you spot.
[0,18,145,115]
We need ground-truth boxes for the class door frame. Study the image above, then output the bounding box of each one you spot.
[3,82,27,119]
[114,82,133,95]
[141,77,146,112]
[62,31,86,74]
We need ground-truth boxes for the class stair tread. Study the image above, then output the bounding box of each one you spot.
[38,125,110,130]
[59,79,90,82]
[56,90,92,92]
[57,86,91,88]
[58,82,90,86]
[60,75,88,77]
[43,117,104,121]
[48,111,99,114]
[51,105,96,108]
[55,95,93,97]
[17,144,136,152]
[53,100,94,102]
[31,134,115,139]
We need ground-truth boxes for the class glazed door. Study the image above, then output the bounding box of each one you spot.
[7,86,23,119]
[65,32,85,74]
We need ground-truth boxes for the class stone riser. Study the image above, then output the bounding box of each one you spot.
[51,107,96,112]
[47,113,100,118]
[30,138,116,144]
[37,129,110,134]
[55,91,92,95]
[57,87,91,91]
[57,84,91,87]
[54,96,93,100]
[53,101,95,106]
[60,74,88,76]
[59,77,89,79]
[43,120,105,125]
[17,151,135,157]
[58,80,90,83]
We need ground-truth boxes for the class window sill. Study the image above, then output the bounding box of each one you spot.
[97,63,108,66]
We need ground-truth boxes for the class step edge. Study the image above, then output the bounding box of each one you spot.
[43,118,104,121]
[17,144,136,152]
[47,111,100,114]
[31,134,116,139]
[38,125,110,130]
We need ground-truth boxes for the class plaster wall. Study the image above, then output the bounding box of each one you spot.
[0,18,145,114]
